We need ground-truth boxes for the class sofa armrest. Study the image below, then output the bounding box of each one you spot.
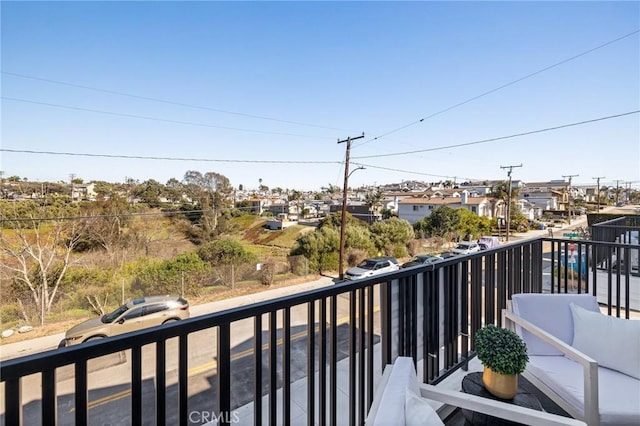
[503,310,597,366]
[503,309,600,426]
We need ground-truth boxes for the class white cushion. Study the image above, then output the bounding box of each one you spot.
[371,357,443,426]
[570,303,640,380]
[405,390,444,426]
[402,358,444,426]
[527,355,640,425]
[511,293,600,355]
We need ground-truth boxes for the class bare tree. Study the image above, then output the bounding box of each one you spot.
[0,207,84,325]
[183,170,233,242]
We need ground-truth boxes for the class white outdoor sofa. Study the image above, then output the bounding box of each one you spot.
[365,356,585,426]
[504,293,640,426]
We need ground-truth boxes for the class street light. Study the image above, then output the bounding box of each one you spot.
[500,164,522,242]
[338,165,365,280]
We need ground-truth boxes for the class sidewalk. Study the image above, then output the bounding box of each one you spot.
[0,276,335,361]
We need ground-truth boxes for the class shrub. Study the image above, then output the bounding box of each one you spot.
[0,303,21,324]
[261,259,277,286]
[346,248,368,267]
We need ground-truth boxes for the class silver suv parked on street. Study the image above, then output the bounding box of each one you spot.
[62,296,190,347]
[344,257,399,280]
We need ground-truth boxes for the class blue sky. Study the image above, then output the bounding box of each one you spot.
[2,1,638,191]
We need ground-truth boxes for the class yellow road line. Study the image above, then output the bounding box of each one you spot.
[73,304,381,412]
[70,389,130,412]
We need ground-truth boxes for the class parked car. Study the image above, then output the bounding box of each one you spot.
[61,296,190,347]
[477,236,500,250]
[451,242,481,255]
[344,257,399,280]
[401,254,442,268]
[439,251,458,259]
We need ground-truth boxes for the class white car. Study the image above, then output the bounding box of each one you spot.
[344,257,399,280]
[451,242,481,255]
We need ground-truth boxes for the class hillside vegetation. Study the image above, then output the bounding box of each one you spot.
[0,200,320,336]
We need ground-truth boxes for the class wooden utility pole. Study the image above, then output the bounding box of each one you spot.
[592,176,605,211]
[500,164,522,242]
[562,174,578,222]
[614,179,623,205]
[338,133,364,280]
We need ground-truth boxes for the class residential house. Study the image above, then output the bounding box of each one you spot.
[398,191,498,224]
[329,202,382,224]
[71,182,97,201]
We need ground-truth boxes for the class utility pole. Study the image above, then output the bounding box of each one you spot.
[562,174,578,223]
[500,164,522,242]
[338,133,364,280]
[614,179,623,205]
[69,173,76,201]
[592,177,605,211]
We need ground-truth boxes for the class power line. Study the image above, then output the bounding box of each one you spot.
[1,71,354,133]
[354,29,640,148]
[4,110,635,177]
[1,97,335,139]
[352,162,471,181]
[351,110,639,160]
[0,149,341,165]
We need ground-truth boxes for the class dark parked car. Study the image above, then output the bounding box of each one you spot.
[401,254,442,268]
[439,251,458,259]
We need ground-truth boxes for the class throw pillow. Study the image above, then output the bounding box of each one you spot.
[570,302,640,380]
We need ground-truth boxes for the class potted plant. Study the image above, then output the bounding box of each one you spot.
[474,324,529,399]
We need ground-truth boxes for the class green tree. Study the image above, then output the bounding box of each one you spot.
[489,181,519,203]
[380,208,396,220]
[417,206,460,239]
[133,179,165,207]
[456,209,491,240]
[345,225,375,254]
[132,252,211,296]
[365,190,385,222]
[197,239,256,289]
[165,178,184,204]
[183,170,234,243]
[290,227,340,274]
[288,190,304,216]
[370,217,415,257]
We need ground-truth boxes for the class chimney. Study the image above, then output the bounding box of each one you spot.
[461,190,469,204]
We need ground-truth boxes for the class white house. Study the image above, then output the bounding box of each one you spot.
[397,191,497,224]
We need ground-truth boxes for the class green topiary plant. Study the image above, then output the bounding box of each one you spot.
[475,324,529,375]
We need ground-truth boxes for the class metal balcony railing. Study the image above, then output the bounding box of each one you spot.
[1,233,638,426]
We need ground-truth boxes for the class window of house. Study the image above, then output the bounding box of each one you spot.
[471,206,477,213]
[413,206,419,211]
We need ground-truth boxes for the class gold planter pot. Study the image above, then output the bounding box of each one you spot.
[482,366,518,399]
